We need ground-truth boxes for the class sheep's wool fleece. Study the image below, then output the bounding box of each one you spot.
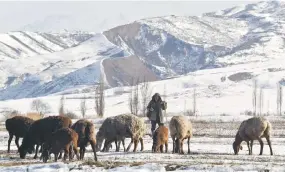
[169,115,192,138]
[238,117,271,140]
[114,114,146,139]
[99,114,146,139]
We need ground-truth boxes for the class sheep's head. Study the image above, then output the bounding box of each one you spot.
[232,141,242,155]
[96,131,104,152]
[19,134,35,159]
[41,143,51,163]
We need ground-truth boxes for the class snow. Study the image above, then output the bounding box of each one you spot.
[1,120,285,171]
[0,33,128,99]
[0,1,285,170]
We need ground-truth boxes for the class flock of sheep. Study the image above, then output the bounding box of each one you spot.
[4,113,273,163]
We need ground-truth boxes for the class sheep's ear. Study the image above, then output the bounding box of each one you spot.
[240,146,243,150]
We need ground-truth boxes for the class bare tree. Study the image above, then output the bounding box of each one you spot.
[59,95,65,116]
[133,79,140,116]
[128,78,140,116]
[31,99,51,115]
[80,95,87,118]
[140,77,152,117]
[95,73,105,117]
[277,83,283,116]
[162,84,168,122]
[128,78,134,114]
[259,88,263,116]
[193,87,197,117]
[252,79,257,116]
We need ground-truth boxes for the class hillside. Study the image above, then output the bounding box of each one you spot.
[103,1,285,77]
[0,1,284,101]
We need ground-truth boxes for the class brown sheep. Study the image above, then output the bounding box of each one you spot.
[169,115,193,154]
[5,116,34,153]
[42,128,80,162]
[152,125,168,153]
[71,119,97,161]
[233,117,273,155]
[19,116,72,159]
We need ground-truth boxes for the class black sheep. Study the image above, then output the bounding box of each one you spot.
[19,116,72,159]
[5,116,34,153]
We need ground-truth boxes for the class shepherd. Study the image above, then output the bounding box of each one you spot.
[147,93,167,136]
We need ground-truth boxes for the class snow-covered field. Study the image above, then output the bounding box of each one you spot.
[1,118,285,171]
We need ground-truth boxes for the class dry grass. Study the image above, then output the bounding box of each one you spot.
[82,160,144,169]
[0,160,43,167]
[26,112,43,121]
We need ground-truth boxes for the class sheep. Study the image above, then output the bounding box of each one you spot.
[5,116,35,153]
[233,117,273,155]
[169,115,193,154]
[19,116,72,159]
[152,125,168,153]
[42,128,80,163]
[71,119,97,161]
[96,114,146,152]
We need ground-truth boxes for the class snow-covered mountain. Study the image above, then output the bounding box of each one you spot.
[0,31,94,58]
[0,1,284,101]
[104,1,285,77]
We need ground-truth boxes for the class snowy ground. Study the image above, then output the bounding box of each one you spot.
[1,118,285,171]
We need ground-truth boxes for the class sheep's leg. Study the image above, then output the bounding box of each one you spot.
[82,147,86,159]
[160,145,163,153]
[257,138,264,155]
[126,138,134,152]
[63,145,70,161]
[187,137,191,154]
[7,134,13,153]
[265,136,273,155]
[246,141,251,155]
[139,137,144,151]
[15,136,20,151]
[122,139,126,152]
[180,139,184,154]
[79,147,83,160]
[133,139,138,152]
[33,144,40,159]
[115,139,119,152]
[89,139,97,161]
[103,139,113,152]
[155,145,160,153]
[250,140,254,155]
[69,144,74,161]
[54,153,59,162]
[165,142,168,153]
[58,151,62,159]
[72,145,80,161]
[171,137,175,154]
[117,140,122,152]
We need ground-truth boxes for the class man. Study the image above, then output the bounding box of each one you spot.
[147,93,167,136]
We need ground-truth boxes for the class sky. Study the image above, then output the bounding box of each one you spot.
[0,1,254,33]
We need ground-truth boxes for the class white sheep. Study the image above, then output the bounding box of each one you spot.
[233,117,273,155]
[169,115,193,154]
[96,114,146,152]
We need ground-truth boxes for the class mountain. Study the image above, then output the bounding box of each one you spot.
[0,31,94,59]
[0,1,284,101]
[0,32,157,100]
[103,1,285,77]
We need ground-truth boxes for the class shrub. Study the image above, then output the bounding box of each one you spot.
[3,110,21,120]
[26,112,44,120]
[64,112,78,119]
